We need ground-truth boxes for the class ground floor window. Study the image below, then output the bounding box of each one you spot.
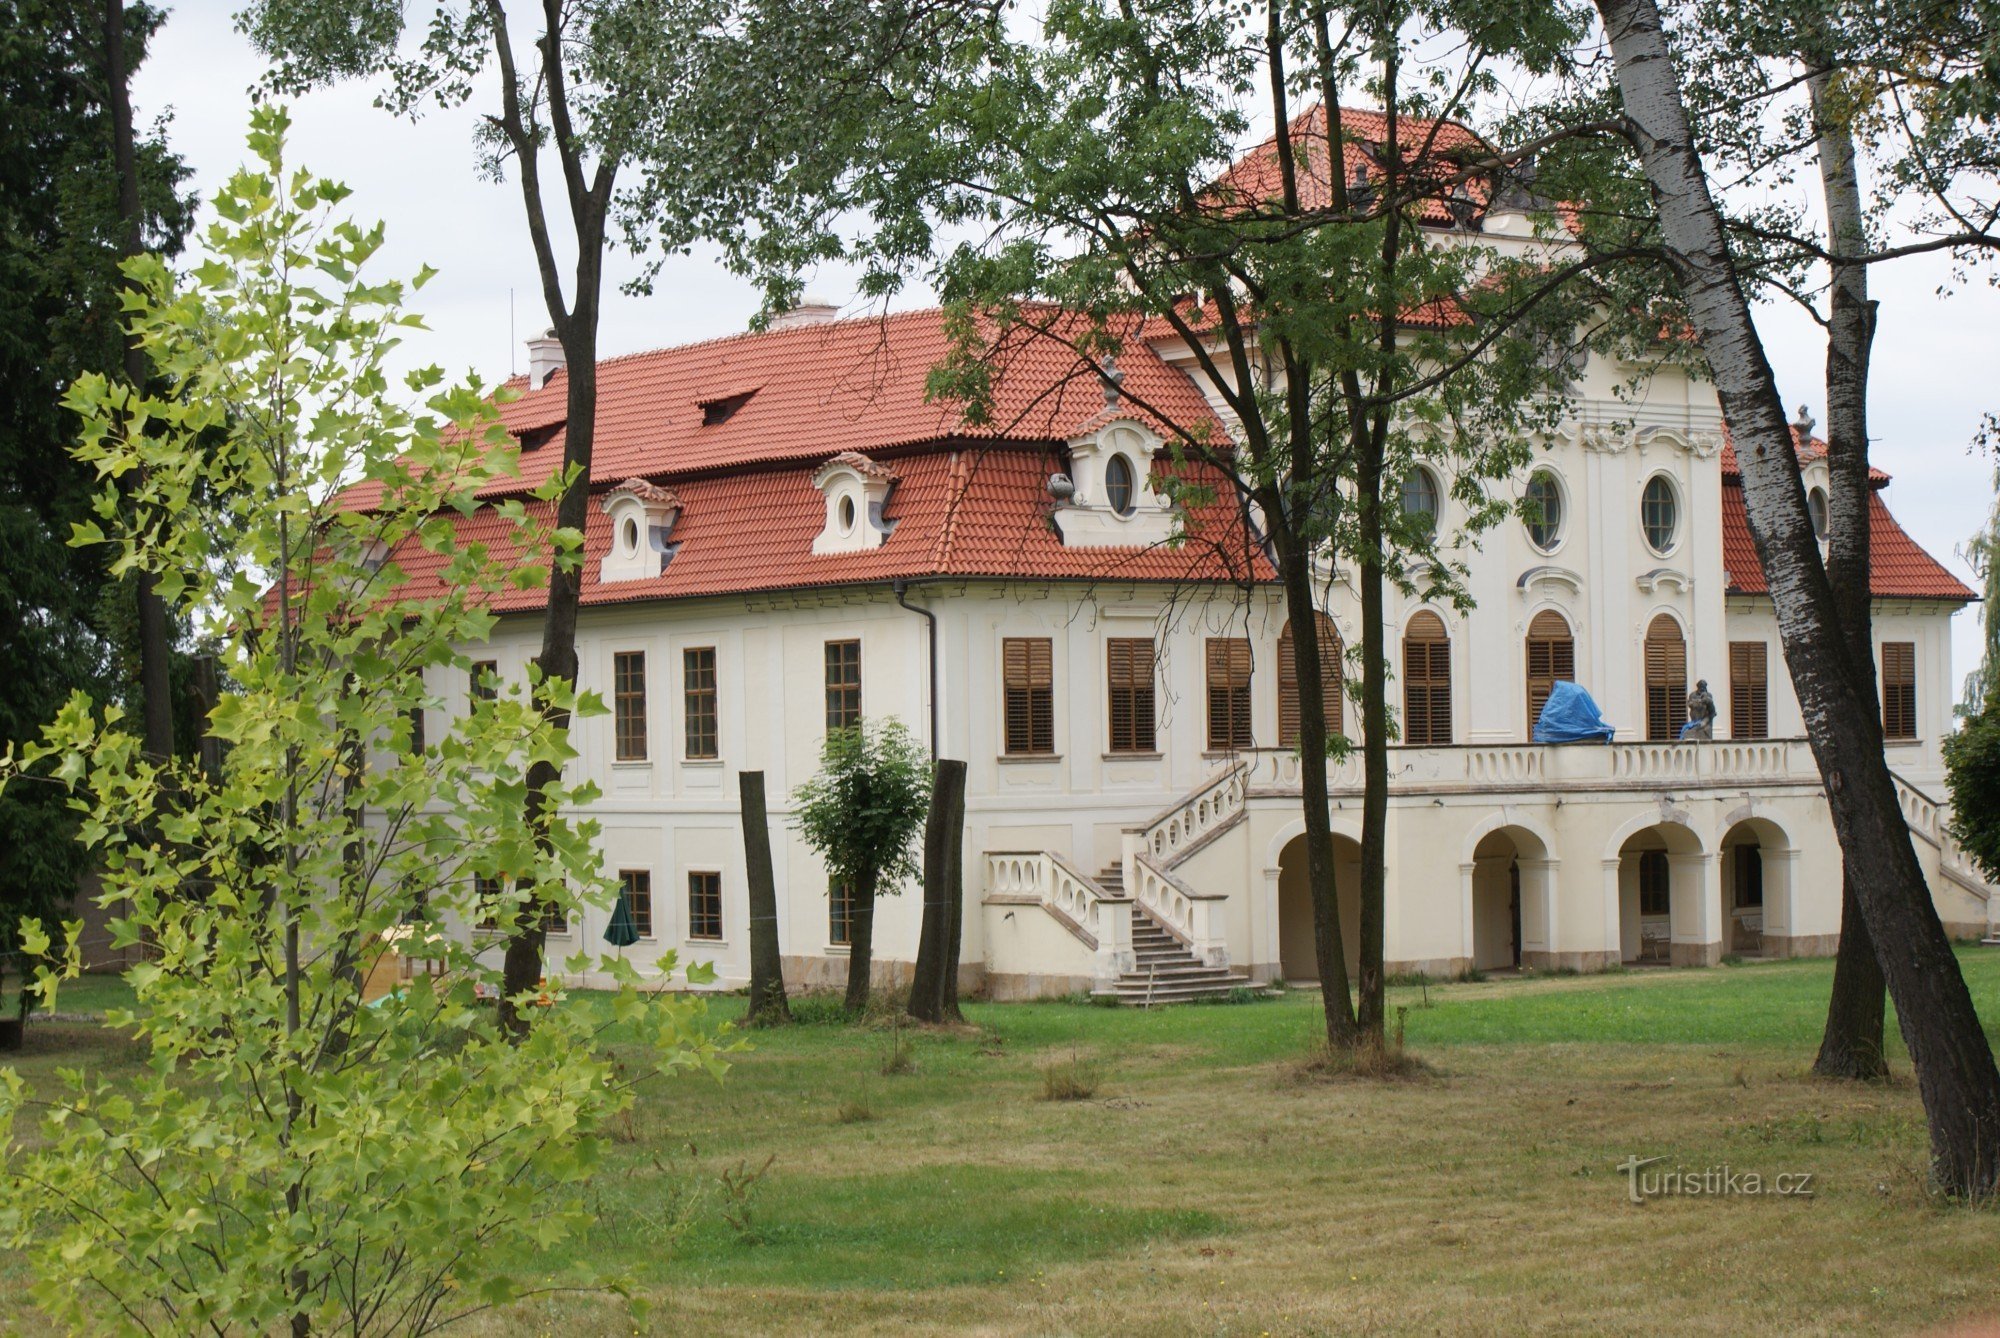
[687,871,723,941]
[1638,850,1670,917]
[620,869,654,940]
[829,879,855,945]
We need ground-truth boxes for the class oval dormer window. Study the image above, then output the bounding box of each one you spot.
[1105,453,1137,517]
[1641,474,1678,555]
[1807,486,1829,541]
[838,494,857,534]
[621,517,640,554]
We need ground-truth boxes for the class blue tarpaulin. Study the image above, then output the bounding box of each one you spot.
[1533,680,1616,744]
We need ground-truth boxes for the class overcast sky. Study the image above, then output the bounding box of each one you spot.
[135,0,1997,704]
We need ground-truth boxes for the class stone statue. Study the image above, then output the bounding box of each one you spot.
[1684,679,1717,740]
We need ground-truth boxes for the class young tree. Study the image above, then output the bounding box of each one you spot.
[793,720,931,1014]
[240,0,986,1038]
[1591,0,2000,1196]
[0,111,729,1331]
[858,0,1608,1047]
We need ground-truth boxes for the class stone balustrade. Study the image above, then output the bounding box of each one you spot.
[983,849,1135,979]
[1238,738,1825,796]
[1128,761,1249,866]
[1130,853,1229,967]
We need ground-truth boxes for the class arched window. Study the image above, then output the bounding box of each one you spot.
[1641,475,1678,554]
[1278,614,1343,747]
[1401,467,1440,535]
[1104,453,1137,516]
[1525,609,1575,736]
[1402,611,1452,746]
[1645,613,1688,741]
[1524,471,1564,552]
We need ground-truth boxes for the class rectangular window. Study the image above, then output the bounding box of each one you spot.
[825,639,862,731]
[829,878,855,946]
[620,869,654,940]
[1882,642,1917,740]
[1106,638,1157,754]
[1205,638,1253,751]
[683,646,719,759]
[408,705,426,755]
[1002,637,1056,755]
[470,660,498,703]
[473,874,505,931]
[613,650,648,761]
[687,871,723,941]
[1638,850,1670,918]
[542,899,569,935]
[1729,641,1769,740]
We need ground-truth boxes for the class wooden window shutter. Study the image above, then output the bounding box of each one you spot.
[1524,610,1575,737]
[1882,642,1917,739]
[1205,638,1253,751]
[1644,614,1688,741]
[1402,611,1451,747]
[1107,637,1156,753]
[1003,637,1055,755]
[1728,641,1768,740]
[1278,616,1342,747]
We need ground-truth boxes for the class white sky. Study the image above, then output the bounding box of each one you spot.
[135,0,1996,704]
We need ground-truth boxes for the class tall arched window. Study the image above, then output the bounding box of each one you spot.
[1525,609,1576,736]
[1402,611,1452,746]
[1278,614,1343,747]
[1645,613,1688,741]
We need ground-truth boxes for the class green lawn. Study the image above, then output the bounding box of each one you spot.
[6,952,1999,1335]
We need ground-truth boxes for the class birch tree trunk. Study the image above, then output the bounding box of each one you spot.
[1596,0,2000,1194]
[1805,66,1889,1081]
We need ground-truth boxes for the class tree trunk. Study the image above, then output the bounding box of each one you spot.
[1598,0,2000,1195]
[1806,67,1889,1080]
[1276,528,1360,1048]
[940,772,966,1022]
[909,759,968,1022]
[1354,447,1389,1046]
[844,866,879,1014]
[739,771,790,1024]
[102,0,174,765]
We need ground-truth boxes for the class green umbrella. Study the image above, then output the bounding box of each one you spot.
[604,886,640,948]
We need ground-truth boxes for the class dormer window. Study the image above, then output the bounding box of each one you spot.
[1105,453,1137,516]
[515,422,561,452]
[599,479,682,583]
[811,452,898,555]
[1051,418,1176,549]
[698,388,757,426]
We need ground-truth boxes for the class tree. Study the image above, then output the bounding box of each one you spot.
[0,0,192,1024]
[907,757,967,1024]
[855,0,1607,1048]
[1945,676,2000,885]
[0,110,729,1332]
[1592,0,2000,1196]
[739,770,791,1024]
[792,720,931,1014]
[241,0,986,1038]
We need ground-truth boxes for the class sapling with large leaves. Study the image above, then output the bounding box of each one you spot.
[0,108,729,1335]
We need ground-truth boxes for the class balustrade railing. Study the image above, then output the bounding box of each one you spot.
[983,850,1135,980]
[1238,738,1822,795]
[1130,853,1229,967]
[1130,761,1249,866]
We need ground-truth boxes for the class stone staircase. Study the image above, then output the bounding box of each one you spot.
[1091,865,1254,1004]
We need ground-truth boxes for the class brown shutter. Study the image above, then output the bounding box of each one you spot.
[1108,638,1156,753]
[1644,614,1688,741]
[1728,641,1768,740]
[1402,611,1451,747]
[1003,637,1055,755]
[1206,638,1253,750]
[1525,610,1575,736]
[1277,616,1342,747]
[1882,642,1917,739]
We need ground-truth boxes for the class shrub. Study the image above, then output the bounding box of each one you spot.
[1040,1049,1104,1101]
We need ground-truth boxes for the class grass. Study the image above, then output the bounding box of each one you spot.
[5,952,2000,1335]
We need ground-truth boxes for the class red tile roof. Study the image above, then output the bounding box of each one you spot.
[376,446,1273,612]
[1721,481,1973,602]
[1212,105,1489,226]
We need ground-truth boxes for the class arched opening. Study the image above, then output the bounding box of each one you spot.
[1645,613,1688,741]
[1276,832,1361,982]
[1617,822,1709,966]
[1403,611,1452,746]
[1278,614,1343,747]
[1525,609,1575,738]
[1719,817,1793,958]
[1470,827,1551,971]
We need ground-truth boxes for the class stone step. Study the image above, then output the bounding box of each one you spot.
[1092,975,1254,1004]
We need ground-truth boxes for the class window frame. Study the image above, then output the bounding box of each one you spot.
[613,649,649,762]
[1524,471,1565,553]
[1002,636,1056,756]
[1640,474,1679,555]
[470,659,499,704]
[1882,641,1918,740]
[1104,453,1137,517]
[1400,466,1441,534]
[1106,637,1158,754]
[1402,611,1452,747]
[683,646,719,760]
[686,870,723,942]
[824,639,862,732]
[1278,616,1343,747]
[1728,640,1769,740]
[1204,637,1254,752]
[829,878,855,946]
[619,869,655,941]
[1525,609,1576,737]
[1638,849,1671,918]
[1644,613,1689,742]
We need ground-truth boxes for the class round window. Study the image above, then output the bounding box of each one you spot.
[838,494,857,533]
[1105,453,1136,517]
[1641,475,1678,554]
[1524,471,1564,552]
[1807,486,1829,540]
[1401,467,1440,533]
[621,517,639,553]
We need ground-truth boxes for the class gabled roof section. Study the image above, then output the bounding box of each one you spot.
[1720,471,1973,602]
[1211,105,1490,228]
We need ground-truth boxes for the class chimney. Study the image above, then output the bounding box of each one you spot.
[526,328,565,391]
[768,297,841,332]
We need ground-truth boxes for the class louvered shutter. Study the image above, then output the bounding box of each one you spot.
[1003,638,1054,755]
[1525,610,1575,736]
[1206,638,1253,750]
[1403,612,1451,746]
[1278,616,1342,747]
[1108,638,1156,753]
[1644,615,1688,741]
[1882,642,1917,739]
[1729,641,1768,740]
